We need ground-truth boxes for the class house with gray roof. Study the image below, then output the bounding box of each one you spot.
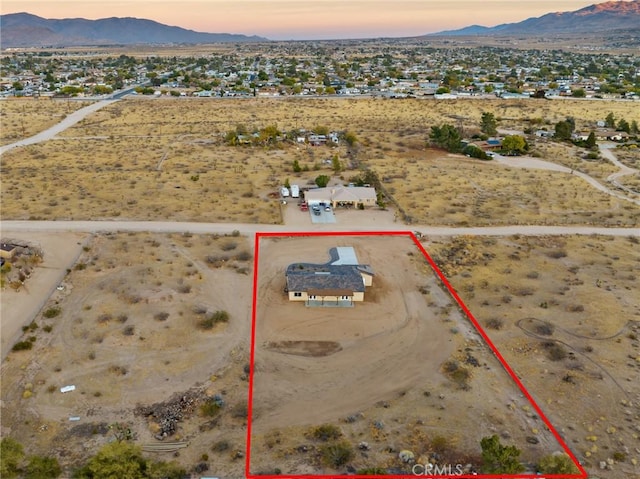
[285,247,373,307]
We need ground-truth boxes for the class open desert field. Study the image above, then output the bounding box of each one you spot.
[425,233,640,477]
[0,98,92,146]
[1,97,638,226]
[0,231,254,477]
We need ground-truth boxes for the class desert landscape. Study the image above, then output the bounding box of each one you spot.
[1,92,639,478]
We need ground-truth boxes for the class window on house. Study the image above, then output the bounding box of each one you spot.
[309,295,317,300]
[340,295,350,300]
[293,292,302,297]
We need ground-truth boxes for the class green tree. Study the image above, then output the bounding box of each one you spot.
[315,175,330,188]
[25,456,62,479]
[631,120,639,135]
[480,112,497,136]
[331,155,342,174]
[284,178,291,189]
[572,88,586,98]
[292,159,302,173]
[1,438,24,478]
[501,135,527,155]
[617,118,630,133]
[605,112,616,128]
[554,120,573,140]
[429,124,462,153]
[537,453,580,474]
[586,131,597,148]
[480,435,525,474]
[73,441,147,479]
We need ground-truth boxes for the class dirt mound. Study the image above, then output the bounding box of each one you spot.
[265,340,342,357]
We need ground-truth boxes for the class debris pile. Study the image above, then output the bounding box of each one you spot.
[135,389,204,440]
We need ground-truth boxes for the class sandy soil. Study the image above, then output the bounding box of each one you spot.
[248,235,572,475]
[0,232,87,360]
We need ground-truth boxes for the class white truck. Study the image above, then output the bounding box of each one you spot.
[290,184,300,198]
[280,186,290,197]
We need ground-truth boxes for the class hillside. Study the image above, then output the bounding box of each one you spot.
[0,12,267,47]
[432,0,640,36]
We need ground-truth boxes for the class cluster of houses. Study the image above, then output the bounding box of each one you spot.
[2,42,639,100]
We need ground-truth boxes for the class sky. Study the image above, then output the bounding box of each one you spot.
[1,0,610,40]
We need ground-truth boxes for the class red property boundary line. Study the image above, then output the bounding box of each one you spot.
[246,230,587,479]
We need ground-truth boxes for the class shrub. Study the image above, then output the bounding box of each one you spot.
[534,322,554,336]
[154,312,169,321]
[198,310,229,330]
[537,453,580,474]
[200,400,222,417]
[311,424,342,441]
[221,241,238,252]
[543,342,567,361]
[12,341,33,351]
[43,307,61,319]
[480,435,524,474]
[321,440,354,468]
[485,318,504,330]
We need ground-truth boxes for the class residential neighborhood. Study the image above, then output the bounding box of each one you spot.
[2,41,639,100]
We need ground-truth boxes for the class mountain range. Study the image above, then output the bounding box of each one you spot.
[0,12,267,47]
[432,0,640,36]
[1,1,639,47]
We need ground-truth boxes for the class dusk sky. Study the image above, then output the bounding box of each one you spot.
[1,0,610,40]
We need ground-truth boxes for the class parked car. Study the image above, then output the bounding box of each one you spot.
[324,205,331,212]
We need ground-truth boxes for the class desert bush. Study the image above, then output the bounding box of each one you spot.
[485,318,503,330]
[310,424,342,441]
[198,310,229,330]
[177,284,192,294]
[96,313,112,323]
[108,365,128,376]
[154,312,170,321]
[200,399,222,417]
[546,250,568,259]
[221,241,238,251]
[542,341,567,361]
[443,360,471,389]
[537,453,580,474]
[212,440,230,452]
[122,325,135,336]
[43,307,61,319]
[12,341,33,351]
[321,440,354,468]
[534,322,554,336]
[117,314,128,323]
[234,251,252,262]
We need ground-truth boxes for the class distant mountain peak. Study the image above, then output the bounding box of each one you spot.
[0,13,268,47]
[430,0,640,36]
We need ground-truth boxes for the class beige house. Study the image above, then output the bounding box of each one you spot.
[285,247,374,307]
[0,243,17,260]
[304,186,377,209]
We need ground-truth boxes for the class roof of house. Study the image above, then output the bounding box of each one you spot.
[286,247,374,294]
[1,243,17,252]
[286,263,366,293]
[305,186,376,203]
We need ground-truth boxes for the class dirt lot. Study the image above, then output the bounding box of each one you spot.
[1,231,638,477]
[249,235,575,475]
